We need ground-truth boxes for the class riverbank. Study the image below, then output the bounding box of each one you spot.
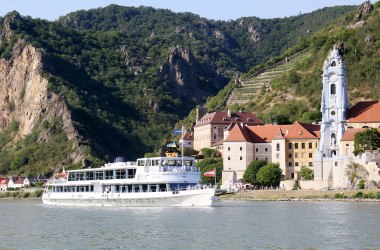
[219,189,380,201]
[0,189,43,199]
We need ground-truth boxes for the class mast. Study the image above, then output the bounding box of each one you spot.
[181,125,184,167]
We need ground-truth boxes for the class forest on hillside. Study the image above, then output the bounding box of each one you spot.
[0,5,357,174]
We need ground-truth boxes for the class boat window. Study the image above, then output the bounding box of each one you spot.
[168,160,176,166]
[68,173,75,181]
[134,185,140,193]
[159,184,167,192]
[115,169,126,179]
[142,184,148,192]
[87,172,94,180]
[184,160,193,166]
[161,160,168,166]
[105,170,113,179]
[150,184,157,192]
[94,171,103,180]
[176,160,182,166]
[155,160,160,166]
[127,169,136,178]
[77,172,84,180]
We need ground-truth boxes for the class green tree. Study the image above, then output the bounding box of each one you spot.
[299,166,314,180]
[200,148,221,158]
[196,158,222,185]
[353,129,380,156]
[256,163,282,187]
[243,160,267,185]
[182,147,199,157]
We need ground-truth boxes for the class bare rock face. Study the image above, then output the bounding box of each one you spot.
[347,1,373,29]
[248,26,260,43]
[0,39,82,161]
[365,35,375,46]
[158,45,224,102]
[355,1,373,22]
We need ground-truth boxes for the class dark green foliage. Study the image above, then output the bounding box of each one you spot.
[256,163,282,187]
[0,119,74,176]
[358,179,365,189]
[243,160,267,185]
[292,181,300,190]
[200,148,221,158]
[299,166,314,180]
[334,193,346,199]
[196,158,222,185]
[0,5,356,174]
[182,147,199,157]
[353,129,380,156]
[352,191,364,198]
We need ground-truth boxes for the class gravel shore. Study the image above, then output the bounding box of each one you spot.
[219,189,380,202]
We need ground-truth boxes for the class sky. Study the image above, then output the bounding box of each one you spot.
[0,0,370,21]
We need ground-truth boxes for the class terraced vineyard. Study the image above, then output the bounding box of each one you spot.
[227,52,311,106]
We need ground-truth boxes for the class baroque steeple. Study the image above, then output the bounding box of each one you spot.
[318,45,348,157]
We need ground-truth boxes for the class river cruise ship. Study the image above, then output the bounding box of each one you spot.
[42,156,216,207]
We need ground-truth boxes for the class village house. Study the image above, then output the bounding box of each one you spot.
[193,108,263,151]
[8,177,30,189]
[221,122,320,187]
[179,130,194,149]
[0,177,10,191]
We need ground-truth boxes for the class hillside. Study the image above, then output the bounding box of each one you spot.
[0,5,356,175]
[206,1,380,125]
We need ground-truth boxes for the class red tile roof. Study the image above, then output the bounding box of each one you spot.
[182,131,194,140]
[248,124,292,143]
[286,122,320,139]
[224,122,321,143]
[347,101,380,123]
[211,139,224,147]
[224,123,253,142]
[341,128,380,141]
[0,178,9,184]
[195,111,263,127]
[13,177,27,184]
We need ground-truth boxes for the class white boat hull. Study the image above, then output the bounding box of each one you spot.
[42,188,216,207]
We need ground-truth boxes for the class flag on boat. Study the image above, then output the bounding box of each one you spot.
[172,128,182,134]
[61,167,66,178]
[166,142,177,148]
[203,169,215,177]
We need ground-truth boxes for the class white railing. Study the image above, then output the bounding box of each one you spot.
[47,178,67,184]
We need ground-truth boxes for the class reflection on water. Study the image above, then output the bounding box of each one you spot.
[0,200,379,249]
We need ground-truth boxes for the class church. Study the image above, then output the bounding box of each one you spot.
[218,46,380,189]
[314,45,380,189]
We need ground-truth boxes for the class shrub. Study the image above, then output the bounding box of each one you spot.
[292,181,300,190]
[12,191,20,198]
[334,193,346,199]
[352,192,364,198]
[363,193,374,199]
[374,192,380,199]
[358,179,365,189]
[299,166,314,180]
[22,192,30,198]
[32,189,43,198]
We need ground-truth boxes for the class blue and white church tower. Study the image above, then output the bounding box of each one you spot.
[314,46,349,187]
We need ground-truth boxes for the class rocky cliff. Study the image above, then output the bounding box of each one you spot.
[0,37,83,168]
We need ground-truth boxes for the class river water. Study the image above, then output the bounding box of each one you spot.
[0,200,379,249]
